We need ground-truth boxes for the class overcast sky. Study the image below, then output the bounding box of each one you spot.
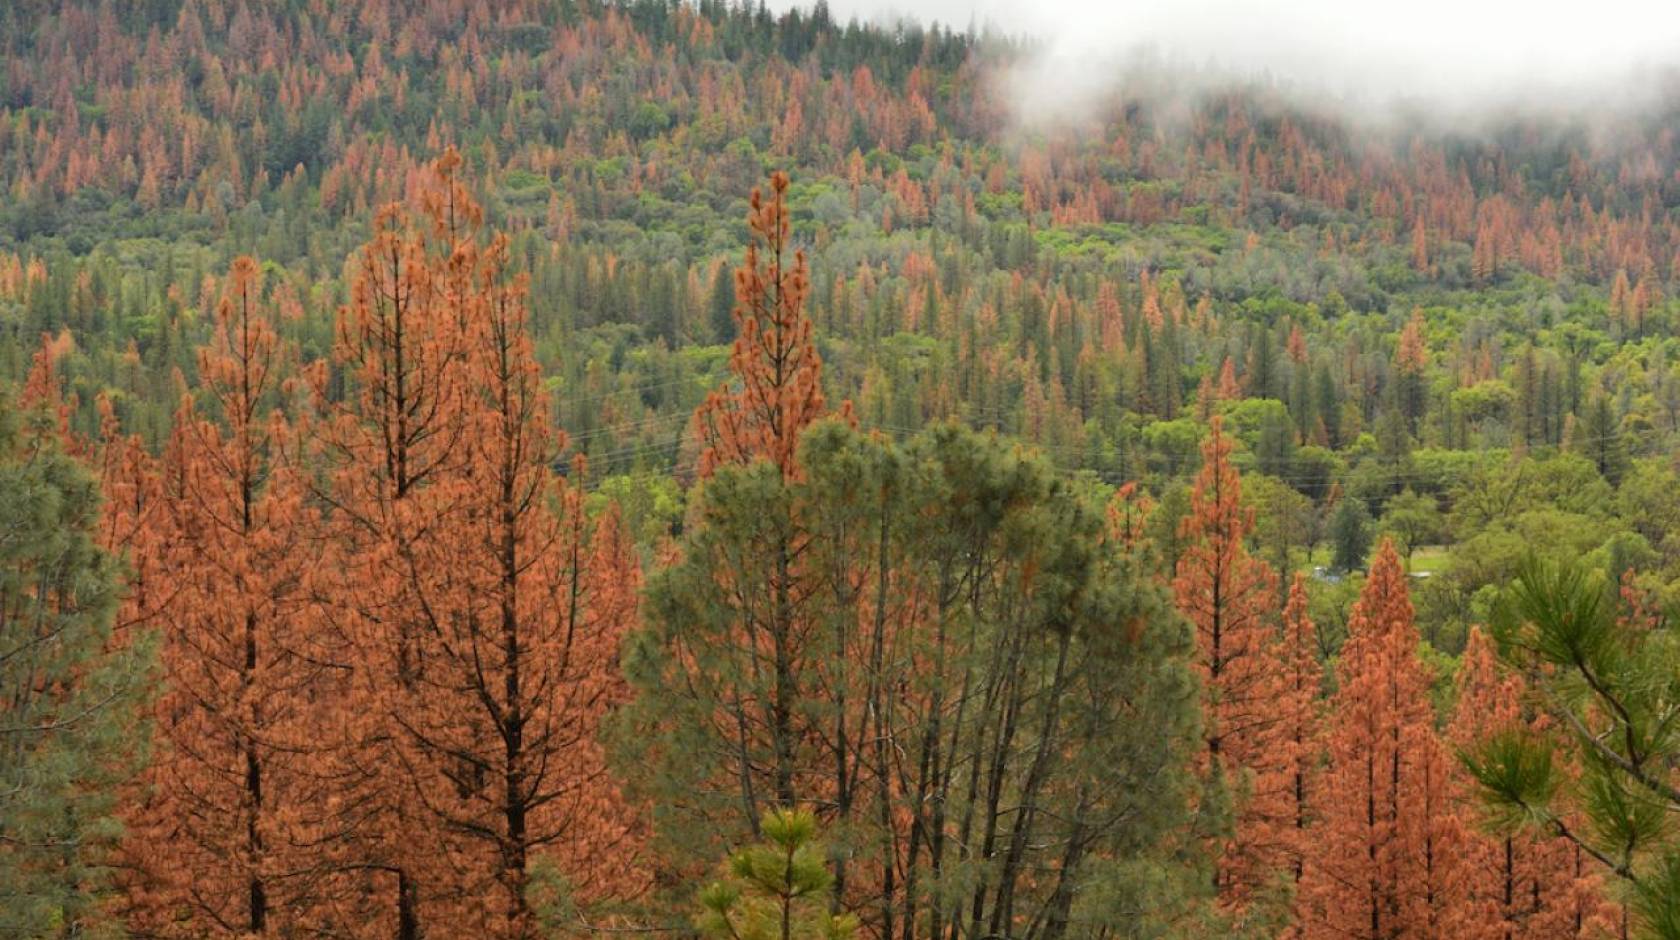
[772,0,1680,121]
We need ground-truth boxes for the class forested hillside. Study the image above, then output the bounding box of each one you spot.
[6,1,1680,937]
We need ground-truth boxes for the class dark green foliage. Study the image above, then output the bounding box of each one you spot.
[1468,556,1680,937]
[1380,489,1444,568]
[1329,496,1373,573]
[616,419,1206,938]
[0,392,154,937]
[710,263,738,344]
[1577,392,1630,485]
[696,809,857,940]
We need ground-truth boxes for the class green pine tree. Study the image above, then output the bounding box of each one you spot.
[696,809,857,940]
[1329,495,1374,573]
[616,419,1205,938]
[0,391,154,937]
[711,263,738,344]
[1577,392,1630,484]
[1467,557,1680,938]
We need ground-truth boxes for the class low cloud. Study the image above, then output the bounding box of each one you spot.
[781,0,1680,129]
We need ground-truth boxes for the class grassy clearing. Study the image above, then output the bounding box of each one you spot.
[1296,544,1451,577]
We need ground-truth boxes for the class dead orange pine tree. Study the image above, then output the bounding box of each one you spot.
[310,148,645,938]
[95,391,184,926]
[678,170,841,822]
[693,171,830,479]
[92,393,171,637]
[309,149,477,938]
[1394,308,1429,431]
[126,256,329,936]
[386,220,646,937]
[18,329,80,447]
[1172,415,1287,913]
[1297,540,1471,939]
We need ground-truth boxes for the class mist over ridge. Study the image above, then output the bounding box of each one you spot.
[770,0,1680,132]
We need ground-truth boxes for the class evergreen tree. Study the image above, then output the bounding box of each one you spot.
[1329,496,1374,573]
[1576,392,1629,484]
[1247,322,1279,401]
[1278,574,1324,887]
[710,262,738,344]
[695,809,857,940]
[1314,365,1342,449]
[0,384,154,936]
[618,420,1204,938]
[1468,557,1680,936]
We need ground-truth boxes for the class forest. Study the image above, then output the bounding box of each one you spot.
[6,0,1680,937]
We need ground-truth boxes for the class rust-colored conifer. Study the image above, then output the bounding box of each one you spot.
[1298,540,1470,938]
[312,150,644,938]
[693,171,828,479]
[1450,628,1612,938]
[1173,416,1287,911]
[387,221,646,936]
[126,257,328,935]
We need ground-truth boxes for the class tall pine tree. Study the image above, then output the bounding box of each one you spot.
[1298,540,1471,938]
[693,171,830,480]
[0,377,154,936]
[126,257,330,935]
[1173,416,1289,916]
